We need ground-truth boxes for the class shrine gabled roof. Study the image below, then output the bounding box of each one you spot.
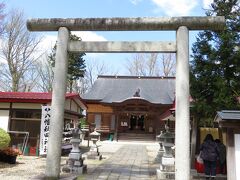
[82,75,175,105]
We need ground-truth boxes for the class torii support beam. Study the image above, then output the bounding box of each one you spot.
[27,17,225,179]
[68,41,176,53]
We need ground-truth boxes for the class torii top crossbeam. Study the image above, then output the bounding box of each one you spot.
[27,16,225,31]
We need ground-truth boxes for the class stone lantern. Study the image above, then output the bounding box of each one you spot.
[156,124,175,179]
[87,128,102,160]
[62,128,86,174]
[160,125,175,158]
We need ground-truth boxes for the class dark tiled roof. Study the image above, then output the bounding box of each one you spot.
[216,110,240,121]
[83,75,175,105]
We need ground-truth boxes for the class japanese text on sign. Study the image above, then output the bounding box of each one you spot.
[40,106,51,155]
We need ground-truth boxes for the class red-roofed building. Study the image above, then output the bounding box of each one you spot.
[0,92,87,149]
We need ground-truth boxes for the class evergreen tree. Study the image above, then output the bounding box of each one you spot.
[190,0,240,126]
[49,34,86,93]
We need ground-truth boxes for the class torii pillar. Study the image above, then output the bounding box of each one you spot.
[27,17,225,179]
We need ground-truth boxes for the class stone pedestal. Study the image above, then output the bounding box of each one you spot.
[157,169,175,179]
[62,128,86,174]
[157,157,175,179]
[157,148,164,163]
[87,138,102,160]
[62,160,87,174]
[87,150,102,160]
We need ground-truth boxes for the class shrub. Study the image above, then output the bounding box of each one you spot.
[0,128,11,149]
[80,117,86,126]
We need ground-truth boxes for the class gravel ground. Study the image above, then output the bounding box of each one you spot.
[0,141,158,180]
[0,156,53,180]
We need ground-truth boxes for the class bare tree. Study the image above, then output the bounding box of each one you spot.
[126,53,175,76]
[72,78,89,95]
[0,10,41,91]
[126,54,145,76]
[126,53,160,76]
[0,2,5,35]
[35,54,54,92]
[76,58,118,94]
[86,59,111,87]
[34,56,111,94]
[20,64,39,92]
[161,53,176,76]
[146,53,160,76]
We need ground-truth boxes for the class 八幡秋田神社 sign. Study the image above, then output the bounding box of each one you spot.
[40,106,51,155]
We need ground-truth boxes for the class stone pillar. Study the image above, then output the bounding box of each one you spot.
[45,27,70,178]
[175,26,190,180]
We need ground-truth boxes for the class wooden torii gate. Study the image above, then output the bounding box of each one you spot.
[27,17,225,179]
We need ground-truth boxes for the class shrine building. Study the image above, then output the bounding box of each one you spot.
[82,75,175,140]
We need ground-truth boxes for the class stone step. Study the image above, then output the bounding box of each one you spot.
[118,133,155,141]
[118,135,154,138]
[118,133,154,136]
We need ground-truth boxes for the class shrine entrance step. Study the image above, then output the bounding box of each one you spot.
[118,132,155,142]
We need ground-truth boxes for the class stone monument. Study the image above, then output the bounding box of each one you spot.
[156,124,175,179]
[62,128,87,174]
[87,128,102,160]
